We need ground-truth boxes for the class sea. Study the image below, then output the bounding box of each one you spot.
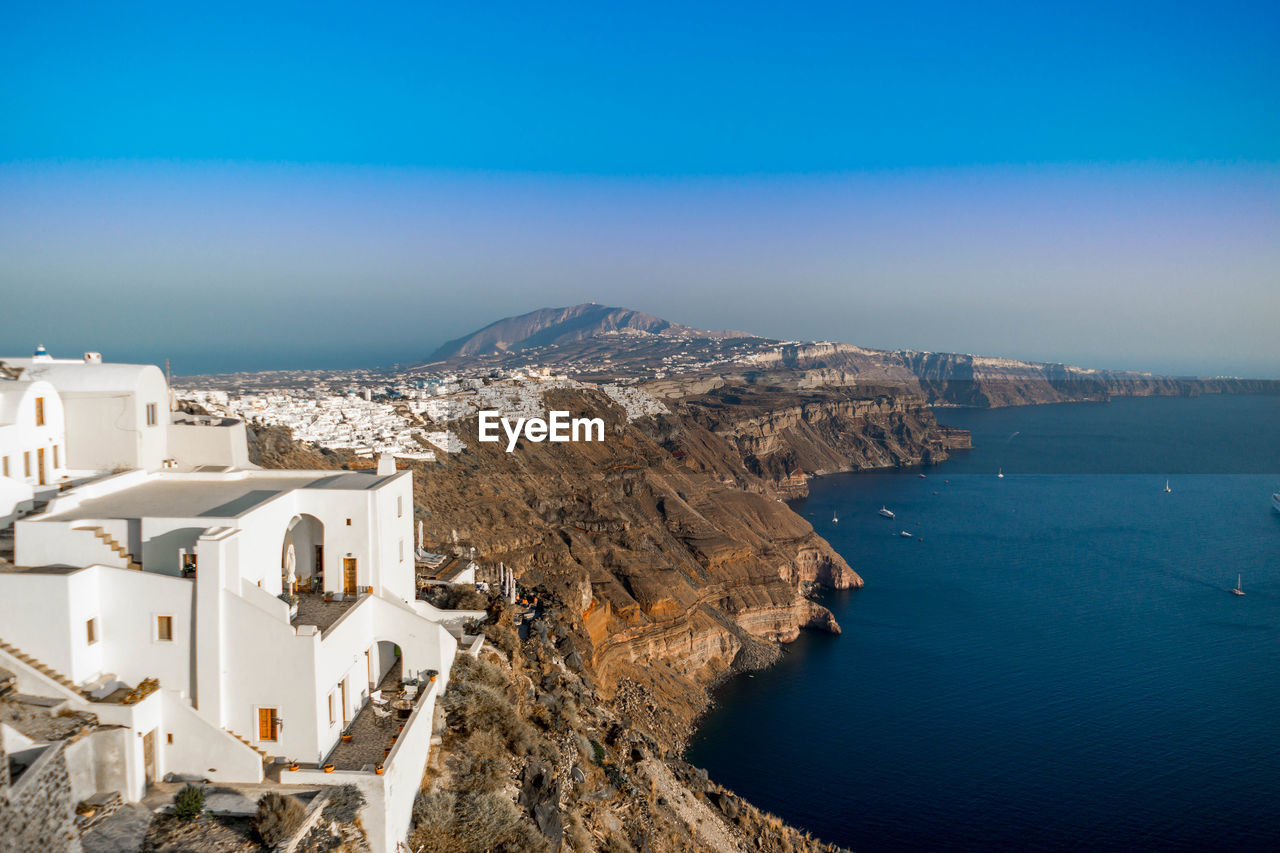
[686,394,1280,852]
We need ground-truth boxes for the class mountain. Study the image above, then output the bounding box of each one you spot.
[428,303,753,361]
[416,303,1279,405]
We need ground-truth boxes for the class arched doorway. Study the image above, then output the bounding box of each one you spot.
[369,640,401,692]
[282,514,324,594]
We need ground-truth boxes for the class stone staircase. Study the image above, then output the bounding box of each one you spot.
[228,729,272,765]
[0,637,88,698]
[75,525,142,570]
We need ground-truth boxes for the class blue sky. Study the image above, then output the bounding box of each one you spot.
[2,1,1277,375]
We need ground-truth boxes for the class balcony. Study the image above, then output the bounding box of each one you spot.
[295,659,439,773]
[290,592,362,635]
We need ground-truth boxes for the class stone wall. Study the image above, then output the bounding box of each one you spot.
[0,738,82,853]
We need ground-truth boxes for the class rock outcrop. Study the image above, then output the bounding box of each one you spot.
[669,385,955,495]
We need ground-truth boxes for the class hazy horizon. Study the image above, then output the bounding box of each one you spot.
[3,2,1277,378]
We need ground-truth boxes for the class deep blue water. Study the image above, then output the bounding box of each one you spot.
[687,395,1280,852]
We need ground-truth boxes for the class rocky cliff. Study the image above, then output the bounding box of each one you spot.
[247,383,961,852]
[668,385,964,496]
[739,342,1280,407]
[251,382,958,696]
[403,389,868,688]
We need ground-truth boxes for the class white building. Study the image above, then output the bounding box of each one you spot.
[4,351,171,473]
[0,375,66,523]
[0,351,483,853]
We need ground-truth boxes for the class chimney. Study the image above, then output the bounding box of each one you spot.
[376,453,396,476]
[83,352,102,364]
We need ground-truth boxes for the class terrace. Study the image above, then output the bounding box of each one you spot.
[321,659,437,771]
[290,591,362,635]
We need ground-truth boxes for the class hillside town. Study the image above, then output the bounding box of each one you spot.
[176,369,669,461]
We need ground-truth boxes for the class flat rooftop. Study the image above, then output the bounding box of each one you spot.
[42,470,398,522]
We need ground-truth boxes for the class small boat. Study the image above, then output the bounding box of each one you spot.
[832,512,839,523]
[1272,490,1280,514]
[918,473,927,479]
[1164,480,1172,493]
[997,468,1004,479]
[899,530,913,538]
[878,507,895,519]
[1231,574,1245,596]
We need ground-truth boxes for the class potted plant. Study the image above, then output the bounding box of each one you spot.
[323,763,335,773]
[341,727,353,744]
[426,669,438,683]
[324,591,334,603]
[287,762,299,772]
[375,764,384,775]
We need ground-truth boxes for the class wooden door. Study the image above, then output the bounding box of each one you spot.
[340,678,349,724]
[343,557,357,596]
[315,544,324,589]
[142,729,157,785]
[36,448,45,485]
[258,707,278,741]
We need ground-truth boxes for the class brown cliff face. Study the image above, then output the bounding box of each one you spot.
[248,384,958,697]
[403,390,865,689]
[668,385,957,497]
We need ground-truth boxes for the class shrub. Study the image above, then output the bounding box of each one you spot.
[171,784,205,821]
[425,585,489,611]
[321,784,366,824]
[484,618,519,657]
[408,791,461,853]
[455,791,547,852]
[253,791,305,846]
[565,809,595,853]
[444,680,517,734]
[451,731,510,794]
[412,789,456,828]
[442,656,540,755]
[453,653,509,691]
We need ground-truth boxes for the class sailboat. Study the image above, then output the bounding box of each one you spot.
[1164,480,1172,493]
[997,468,1004,479]
[1231,574,1245,596]
[878,506,896,519]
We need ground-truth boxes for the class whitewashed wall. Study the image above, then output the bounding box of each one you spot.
[166,417,251,469]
